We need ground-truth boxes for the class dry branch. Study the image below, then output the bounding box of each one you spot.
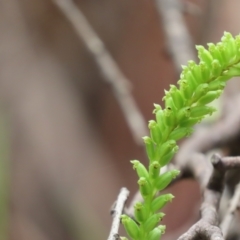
[53,0,148,144]
[177,154,240,240]
[220,182,240,238]
[108,188,130,240]
[155,0,197,73]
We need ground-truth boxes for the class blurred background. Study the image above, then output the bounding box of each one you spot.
[0,0,240,239]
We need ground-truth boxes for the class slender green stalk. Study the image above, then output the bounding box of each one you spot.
[121,32,240,240]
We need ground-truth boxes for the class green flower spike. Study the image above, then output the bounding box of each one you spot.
[121,32,240,240]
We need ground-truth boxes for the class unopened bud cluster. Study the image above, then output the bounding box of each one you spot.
[121,32,240,240]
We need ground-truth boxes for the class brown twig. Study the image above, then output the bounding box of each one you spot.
[53,0,148,144]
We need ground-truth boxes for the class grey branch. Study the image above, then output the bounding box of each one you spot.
[220,182,240,238]
[155,0,197,73]
[177,154,240,240]
[108,188,130,240]
[180,0,202,16]
[177,154,226,240]
[53,0,148,144]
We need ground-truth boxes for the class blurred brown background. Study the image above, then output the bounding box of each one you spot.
[0,0,239,239]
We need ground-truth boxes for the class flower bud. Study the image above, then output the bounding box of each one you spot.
[159,146,178,167]
[177,107,191,122]
[197,90,222,106]
[158,225,166,234]
[138,177,152,197]
[169,85,185,109]
[121,215,140,240]
[155,170,180,191]
[199,62,211,82]
[190,64,204,84]
[196,45,213,67]
[169,127,193,141]
[149,161,161,179]
[223,66,240,78]
[216,42,228,64]
[164,97,177,111]
[232,61,240,70]
[215,75,231,82]
[208,79,226,91]
[131,160,149,179]
[235,37,240,58]
[148,225,166,240]
[178,79,192,99]
[149,120,162,144]
[155,109,166,130]
[190,106,216,118]
[151,194,174,212]
[143,136,155,162]
[143,213,165,233]
[211,59,222,78]
[208,43,224,65]
[155,140,176,161]
[192,83,209,103]
[221,32,237,62]
[180,65,188,78]
[180,117,202,127]
[163,107,176,127]
[188,60,197,68]
[185,71,198,89]
[152,103,162,114]
[134,202,148,223]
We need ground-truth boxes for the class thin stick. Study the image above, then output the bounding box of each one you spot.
[108,188,130,240]
[220,182,240,238]
[155,0,197,73]
[53,0,148,144]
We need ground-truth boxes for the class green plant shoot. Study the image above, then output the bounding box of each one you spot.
[120,32,240,240]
